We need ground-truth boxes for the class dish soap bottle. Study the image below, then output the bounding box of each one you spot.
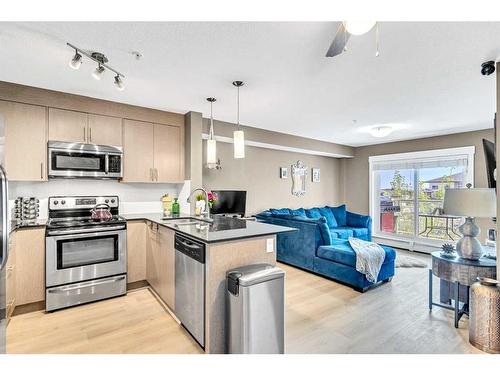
[171,198,180,215]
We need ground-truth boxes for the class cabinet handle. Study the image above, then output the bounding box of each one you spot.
[40,162,44,180]
[155,168,158,181]
[89,127,92,143]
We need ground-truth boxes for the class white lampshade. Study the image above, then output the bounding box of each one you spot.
[233,130,245,159]
[206,139,217,164]
[443,188,496,218]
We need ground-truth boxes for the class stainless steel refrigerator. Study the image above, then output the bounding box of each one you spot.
[0,166,9,354]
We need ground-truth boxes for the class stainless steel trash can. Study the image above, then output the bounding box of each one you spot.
[227,264,285,354]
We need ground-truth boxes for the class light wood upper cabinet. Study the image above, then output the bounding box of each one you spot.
[48,108,88,143]
[123,120,184,183]
[158,226,175,310]
[1,100,47,181]
[127,221,147,283]
[14,227,45,305]
[88,114,122,146]
[154,124,184,183]
[123,119,155,182]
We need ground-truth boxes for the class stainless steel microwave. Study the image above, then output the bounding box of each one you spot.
[48,141,123,179]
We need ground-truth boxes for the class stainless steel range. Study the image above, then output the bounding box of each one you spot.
[45,195,127,312]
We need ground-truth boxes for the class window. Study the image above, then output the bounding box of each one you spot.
[369,147,474,252]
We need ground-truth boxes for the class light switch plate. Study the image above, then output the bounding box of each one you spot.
[266,238,274,253]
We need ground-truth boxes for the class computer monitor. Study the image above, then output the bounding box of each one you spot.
[210,190,247,217]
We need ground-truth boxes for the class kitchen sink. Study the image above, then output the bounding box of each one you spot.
[164,218,208,226]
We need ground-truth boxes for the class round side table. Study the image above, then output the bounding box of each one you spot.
[429,251,496,328]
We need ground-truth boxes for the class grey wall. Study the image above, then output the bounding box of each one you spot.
[202,141,343,215]
[342,129,495,241]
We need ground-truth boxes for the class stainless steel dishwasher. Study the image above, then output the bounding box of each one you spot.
[174,233,205,347]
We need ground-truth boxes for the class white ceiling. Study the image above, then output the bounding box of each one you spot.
[0,22,499,147]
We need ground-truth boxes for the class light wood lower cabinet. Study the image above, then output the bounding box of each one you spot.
[158,225,175,310]
[126,221,147,283]
[145,222,175,310]
[1,100,47,181]
[14,227,45,306]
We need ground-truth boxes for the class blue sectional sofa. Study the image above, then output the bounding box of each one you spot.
[256,205,396,292]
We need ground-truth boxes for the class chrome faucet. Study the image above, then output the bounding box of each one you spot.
[187,188,213,223]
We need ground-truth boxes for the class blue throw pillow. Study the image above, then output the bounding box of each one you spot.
[270,208,291,215]
[329,205,347,226]
[289,208,306,217]
[318,207,338,228]
[315,217,333,246]
[305,207,322,219]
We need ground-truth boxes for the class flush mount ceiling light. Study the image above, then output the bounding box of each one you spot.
[232,80,245,159]
[206,97,218,169]
[369,125,393,138]
[67,43,125,91]
[343,21,377,36]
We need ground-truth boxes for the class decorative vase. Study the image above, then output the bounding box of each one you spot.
[195,200,206,216]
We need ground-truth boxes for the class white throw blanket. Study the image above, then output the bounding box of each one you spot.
[348,237,386,283]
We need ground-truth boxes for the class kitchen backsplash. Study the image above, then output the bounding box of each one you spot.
[8,179,191,218]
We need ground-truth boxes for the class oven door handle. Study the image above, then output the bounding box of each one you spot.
[47,276,126,293]
[105,154,109,175]
[46,226,126,237]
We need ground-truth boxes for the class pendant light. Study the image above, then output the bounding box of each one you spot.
[232,81,245,159]
[206,97,217,167]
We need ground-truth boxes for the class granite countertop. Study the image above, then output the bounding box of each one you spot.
[122,212,296,243]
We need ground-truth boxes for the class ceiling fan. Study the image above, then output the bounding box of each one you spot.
[325,21,378,58]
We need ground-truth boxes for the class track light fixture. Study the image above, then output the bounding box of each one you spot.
[67,42,125,91]
[92,65,105,80]
[69,51,82,70]
[114,75,125,91]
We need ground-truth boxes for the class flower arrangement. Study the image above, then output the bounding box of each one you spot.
[207,191,218,208]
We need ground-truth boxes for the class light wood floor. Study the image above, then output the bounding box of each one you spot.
[7,250,480,354]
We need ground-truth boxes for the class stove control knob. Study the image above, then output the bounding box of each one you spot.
[53,200,58,205]
[111,199,115,204]
[61,200,66,205]
[105,199,109,204]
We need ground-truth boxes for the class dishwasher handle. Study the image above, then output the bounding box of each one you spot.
[174,233,205,264]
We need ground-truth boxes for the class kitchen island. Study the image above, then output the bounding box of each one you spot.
[122,213,295,353]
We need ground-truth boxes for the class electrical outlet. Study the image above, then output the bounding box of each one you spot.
[266,238,274,253]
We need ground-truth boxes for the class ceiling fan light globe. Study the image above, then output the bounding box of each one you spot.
[344,21,376,35]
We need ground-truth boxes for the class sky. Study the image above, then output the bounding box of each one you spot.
[379,167,465,190]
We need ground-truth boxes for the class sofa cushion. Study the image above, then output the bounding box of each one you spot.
[318,207,338,228]
[330,228,353,239]
[305,207,322,219]
[335,226,368,238]
[346,211,370,228]
[317,240,396,268]
[270,208,291,215]
[328,205,347,226]
[289,208,306,217]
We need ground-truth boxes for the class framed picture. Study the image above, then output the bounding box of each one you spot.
[280,167,288,179]
[312,168,320,183]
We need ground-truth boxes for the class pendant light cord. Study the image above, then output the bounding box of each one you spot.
[237,85,240,131]
[209,101,214,140]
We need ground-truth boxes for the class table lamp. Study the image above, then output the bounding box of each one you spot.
[443,185,496,260]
